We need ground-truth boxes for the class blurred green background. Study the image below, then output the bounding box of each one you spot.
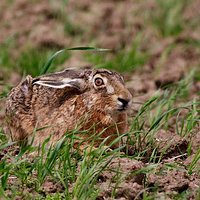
[0,0,199,78]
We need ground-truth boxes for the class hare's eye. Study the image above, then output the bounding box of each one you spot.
[94,78,104,86]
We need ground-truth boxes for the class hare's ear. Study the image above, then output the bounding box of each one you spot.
[20,75,33,95]
[32,77,85,91]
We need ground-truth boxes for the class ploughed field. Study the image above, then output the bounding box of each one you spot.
[0,0,199,199]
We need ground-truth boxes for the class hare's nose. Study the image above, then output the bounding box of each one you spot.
[117,97,129,108]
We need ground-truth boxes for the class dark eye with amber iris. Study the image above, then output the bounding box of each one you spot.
[95,77,104,86]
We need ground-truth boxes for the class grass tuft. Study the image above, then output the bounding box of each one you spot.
[152,0,189,36]
[85,34,149,72]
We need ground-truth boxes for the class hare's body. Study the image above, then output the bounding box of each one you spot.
[6,68,132,147]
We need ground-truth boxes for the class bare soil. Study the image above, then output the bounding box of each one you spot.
[0,0,200,199]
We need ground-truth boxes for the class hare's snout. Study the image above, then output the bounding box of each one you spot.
[117,97,131,111]
[113,84,132,111]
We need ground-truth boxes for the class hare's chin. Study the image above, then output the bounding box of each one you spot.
[117,107,128,112]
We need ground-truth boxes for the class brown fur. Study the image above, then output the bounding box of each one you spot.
[5,68,132,148]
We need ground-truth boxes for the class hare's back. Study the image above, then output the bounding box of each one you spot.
[31,84,81,111]
[30,85,87,134]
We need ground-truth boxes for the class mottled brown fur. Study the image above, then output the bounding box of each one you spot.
[5,68,132,148]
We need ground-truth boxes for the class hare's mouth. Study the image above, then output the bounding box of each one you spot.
[117,105,128,111]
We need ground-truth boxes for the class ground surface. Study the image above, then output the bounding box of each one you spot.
[0,0,200,199]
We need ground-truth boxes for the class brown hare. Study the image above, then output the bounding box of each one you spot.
[5,68,132,148]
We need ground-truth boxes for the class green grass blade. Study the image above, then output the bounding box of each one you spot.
[40,47,111,75]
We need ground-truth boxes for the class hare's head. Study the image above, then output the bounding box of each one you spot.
[32,68,132,112]
[86,69,132,112]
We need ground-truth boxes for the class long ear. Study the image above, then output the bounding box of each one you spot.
[32,77,86,91]
[32,69,89,91]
